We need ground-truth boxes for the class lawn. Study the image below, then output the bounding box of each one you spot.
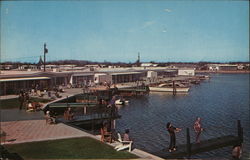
[4,137,138,159]
[0,97,52,109]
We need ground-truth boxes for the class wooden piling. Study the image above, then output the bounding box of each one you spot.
[186,128,191,157]
[66,96,69,108]
[173,81,176,96]
[241,127,243,143]
[237,120,243,143]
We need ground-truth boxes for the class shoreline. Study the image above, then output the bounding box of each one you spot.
[196,70,250,74]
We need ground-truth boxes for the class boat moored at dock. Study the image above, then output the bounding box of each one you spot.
[149,83,190,93]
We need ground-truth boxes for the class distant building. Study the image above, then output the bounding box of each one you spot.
[171,63,197,69]
[18,65,40,70]
[237,64,244,70]
[207,64,238,71]
[58,64,77,70]
[70,73,94,86]
[41,65,58,70]
[141,63,158,67]
[178,68,195,76]
[94,73,112,84]
[147,71,158,82]
[0,64,14,70]
[207,64,219,71]
[219,64,238,71]
[110,72,144,84]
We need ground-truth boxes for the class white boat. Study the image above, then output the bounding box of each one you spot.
[115,99,129,105]
[149,83,190,93]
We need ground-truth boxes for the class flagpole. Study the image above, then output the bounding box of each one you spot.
[44,43,46,72]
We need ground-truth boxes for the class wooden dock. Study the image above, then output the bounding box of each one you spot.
[117,86,149,96]
[57,113,121,124]
[153,135,240,158]
[154,120,243,158]
[49,103,121,125]
[49,102,97,108]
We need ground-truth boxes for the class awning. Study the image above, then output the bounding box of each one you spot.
[0,77,51,82]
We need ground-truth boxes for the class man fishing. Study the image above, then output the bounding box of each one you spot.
[166,122,181,152]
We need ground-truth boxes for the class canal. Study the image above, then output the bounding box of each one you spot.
[116,74,250,159]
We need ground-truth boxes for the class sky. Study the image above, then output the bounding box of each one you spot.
[0,0,249,63]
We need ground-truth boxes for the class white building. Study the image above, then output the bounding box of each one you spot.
[94,73,112,84]
[178,68,195,76]
[18,65,40,70]
[147,71,158,78]
[141,63,158,67]
[58,64,77,70]
[208,65,219,71]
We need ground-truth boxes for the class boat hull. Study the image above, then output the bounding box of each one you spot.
[149,87,189,92]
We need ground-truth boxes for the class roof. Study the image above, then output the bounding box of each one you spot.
[110,72,142,75]
[72,73,94,76]
[178,68,195,70]
[219,64,238,67]
[0,77,50,82]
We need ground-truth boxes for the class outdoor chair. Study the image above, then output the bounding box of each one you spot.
[114,133,132,152]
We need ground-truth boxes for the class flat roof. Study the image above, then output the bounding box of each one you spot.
[72,73,94,76]
[0,77,50,82]
[110,72,142,75]
[0,70,41,75]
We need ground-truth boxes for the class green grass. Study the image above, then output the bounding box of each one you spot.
[0,97,52,109]
[4,137,138,159]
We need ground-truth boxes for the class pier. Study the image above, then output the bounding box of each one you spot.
[153,120,243,158]
[48,102,120,121]
[117,86,149,96]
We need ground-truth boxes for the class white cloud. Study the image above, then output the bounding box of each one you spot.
[142,21,156,28]
[164,8,172,12]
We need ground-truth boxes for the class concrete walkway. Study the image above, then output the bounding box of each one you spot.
[0,109,44,122]
[0,119,93,145]
[1,119,164,160]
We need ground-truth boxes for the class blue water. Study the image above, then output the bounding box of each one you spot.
[116,74,250,159]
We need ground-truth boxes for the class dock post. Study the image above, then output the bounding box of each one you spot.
[241,127,243,143]
[237,120,243,143]
[67,96,69,107]
[186,128,191,157]
[91,119,94,134]
[173,81,176,96]
[84,107,86,115]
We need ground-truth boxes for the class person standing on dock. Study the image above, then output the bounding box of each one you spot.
[18,91,25,110]
[166,122,181,152]
[193,117,203,143]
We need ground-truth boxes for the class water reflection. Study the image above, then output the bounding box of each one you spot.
[116,74,250,159]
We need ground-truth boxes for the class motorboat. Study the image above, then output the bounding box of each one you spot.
[149,83,190,93]
[115,99,129,105]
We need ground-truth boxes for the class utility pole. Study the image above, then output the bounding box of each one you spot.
[137,52,140,67]
[44,43,48,72]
